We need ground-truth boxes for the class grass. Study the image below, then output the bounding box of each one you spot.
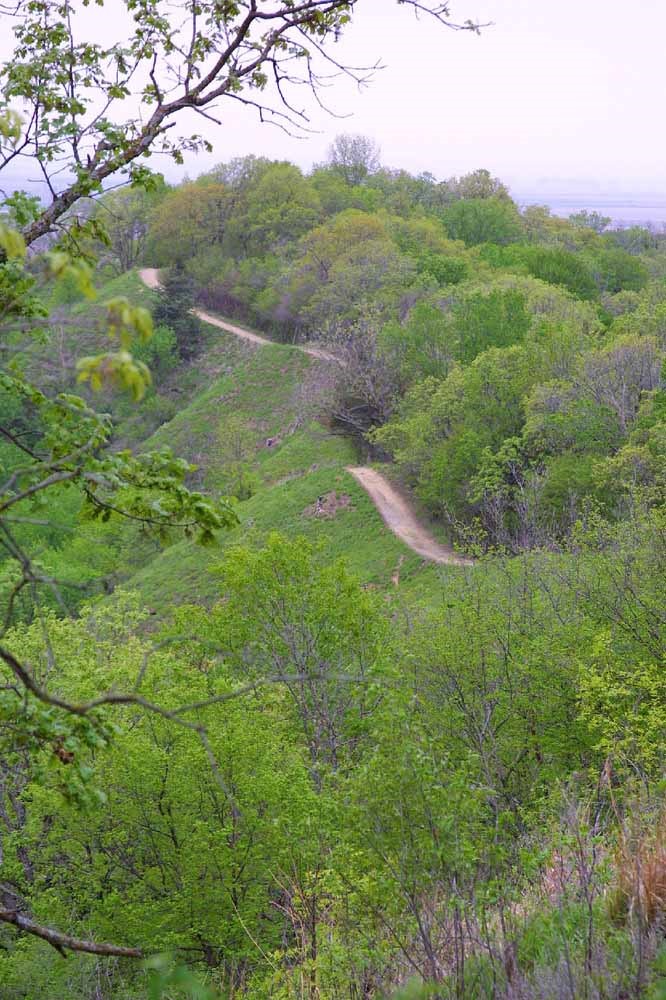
[72,268,158,314]
[143,335,314,490]
[125,463,457,615]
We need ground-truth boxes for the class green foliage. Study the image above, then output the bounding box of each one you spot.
[374,345,536,518]
[380,302,453,383]
[481,243,599,299]
[586,245,650,293]
[417,250,468,285]
[523,381,623,456]
[145,955,218,999]
[209,536,390,775]
[48,267,87,306]
[448,287,531,362]
[0,215,241,994]
[242,162,322,255]
[441,196,524,245]
[519,245,599,299]
[538,451,605,522]
[152,266,202,360]
[133,323,179,377]
[146,182,229,269]
[97,180,168,274]
[569,208,612,233]
[216,414,259,500]
[2,190,42,227]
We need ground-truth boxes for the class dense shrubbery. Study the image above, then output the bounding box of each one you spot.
[2,517,665,997]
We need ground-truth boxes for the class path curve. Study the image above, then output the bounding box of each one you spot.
[347,467,473,567]
[140,269,338,361]
[139,268,472,567]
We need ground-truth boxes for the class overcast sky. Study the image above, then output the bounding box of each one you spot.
[170,0,666,196]
[2,0,665,197]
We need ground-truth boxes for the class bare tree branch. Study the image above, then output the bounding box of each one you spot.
[0,908,143,958]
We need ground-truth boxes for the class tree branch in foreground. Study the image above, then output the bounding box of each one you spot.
[3,0,482,247]
[0,908,143,958]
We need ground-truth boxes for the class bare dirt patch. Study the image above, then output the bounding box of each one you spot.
[303,491,353,519]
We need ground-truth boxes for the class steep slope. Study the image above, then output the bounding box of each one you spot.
[123,316,457,612]
[138,268,471,571]
[23,268,469,614]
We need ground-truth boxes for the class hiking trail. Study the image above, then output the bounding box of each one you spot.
[139,268,472,567]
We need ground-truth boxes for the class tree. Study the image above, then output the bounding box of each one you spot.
[606,224,659,255]
[519,245,599,300]
[522,380,622,458]
[441,196,524,246]
[325,311,403,432]
[578,335,662,432]
[300,238,416,330]
[0,129,232,968]
[326,133,381,186]
[206,534,389,785]
[448,287,531,362]
[299,210,389,283]
[584,246,649,294]
[0,598,324,994]
[202,154,274,192]
[1,1,477,247]
[521,204,573,245]
[96,179,168,274]
[217,414,259,500]
[242,163,322,254]
[380,301,455,384]
[152,265,203,359]
[269,210,415,334]
[449,167,510,201]
[145,181,230,268]
[569,209,611,233]
[373,345,538,522]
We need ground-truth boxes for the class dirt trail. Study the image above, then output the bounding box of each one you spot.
[347,467,473,567]
[139,269,338,361]
[139,268,472,567]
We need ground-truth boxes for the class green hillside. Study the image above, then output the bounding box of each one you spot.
[124,306,453,611]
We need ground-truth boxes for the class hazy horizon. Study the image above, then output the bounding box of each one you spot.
[4,163,666,228]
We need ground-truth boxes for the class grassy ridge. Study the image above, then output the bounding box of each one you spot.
[127,306,455,610]
[127,465,446,613]
[40,270,463,612]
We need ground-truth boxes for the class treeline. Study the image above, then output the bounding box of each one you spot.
[103,136,666,551]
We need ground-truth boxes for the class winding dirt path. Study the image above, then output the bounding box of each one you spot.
[139,268,471,567]
[347,467,473,567]
[139,269,338,361]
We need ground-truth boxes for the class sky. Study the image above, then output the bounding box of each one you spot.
[170,0,666,198]
[1,0,666,200]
